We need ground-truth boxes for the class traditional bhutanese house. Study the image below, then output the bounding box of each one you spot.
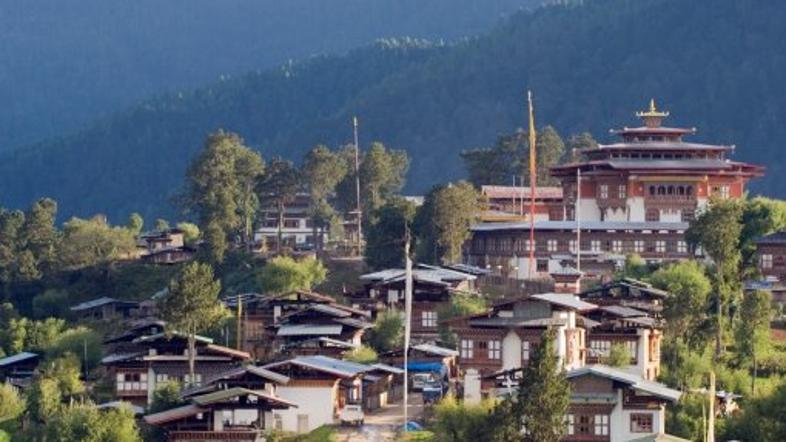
[0,352,40,388]
[351,265,479,342]
[262,355,369,433]
[138,229,195,265]
[450,293,596,393]
[752,231,786,301]
[362,363,405,411]
[143,387,297,442]
[101,332,250,407]
[70,297,139,322]
[254,192,329,250]
[103,319,167,354]
[224,290,342,360]
[480,185,564,222]
[379,343,460,381]
[270,303,371,359]
[564,365,681,442]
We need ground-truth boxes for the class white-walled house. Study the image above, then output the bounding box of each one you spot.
[565,365,681,442]
[262,355,369,433]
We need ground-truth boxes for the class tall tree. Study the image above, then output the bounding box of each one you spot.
[564,132,598,163]
[302,145,348,251]
[337,142,409,224]
[0,382,25,423]
[21,198,60,277]
[364,198,417,269]
[416,181,482,264]
[0,209,25,285]
[532,126,565,186]
[57,216,137,270]
[740,197,786,275]
[159,262,225,384]
[461,131,524,187]
[650,260,712,349]
[735,290,772,394]
[126,212,144,236]
[685,197,744,440]
[184,130,264,263]
[258,157,301,252]
[494,328,570,442]
[257,256,327,293]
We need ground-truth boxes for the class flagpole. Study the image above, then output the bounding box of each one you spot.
[353,117,362,255]
[576,168,582,272]
[527,91,537,278]
[403,226,413,431]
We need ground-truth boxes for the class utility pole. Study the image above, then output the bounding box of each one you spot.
[527,91,537,278]
[576,168,582,272]
[236,294,243,351]
[353,116,362,255]
[403,225,413,431]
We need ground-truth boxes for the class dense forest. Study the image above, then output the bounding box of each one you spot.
[0,0,535,150]
[1,0,784,222]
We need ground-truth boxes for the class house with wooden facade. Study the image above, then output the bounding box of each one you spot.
[70,297,139,322]
[138,228,195,265]
[262,355,370,433]
[144,387,297,441]
[101,331,250,406]
[0,352,40,388]
[350,265,479,342]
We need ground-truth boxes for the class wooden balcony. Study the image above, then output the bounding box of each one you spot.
[169,430,262,442]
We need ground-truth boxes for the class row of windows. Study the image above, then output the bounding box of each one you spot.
[598,184,626,200]
[647,184,694,197]
[761,254,774,269]
[645,208,695,222]
[477,237,688,254]
[566,413,653,436]
[263,219,310,229]
[589,340,637,360]
[460,339,534,361]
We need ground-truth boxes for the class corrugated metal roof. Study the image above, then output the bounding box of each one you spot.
[308,303,352,318]
[627,433,691,442]
[70,297,138,311]
[600,305,647,317]
[277,324,343,336]
[191,387,296,408]
[361,266,476,283]
[144,404,205,425]
[370,363,405,375]
[0,352,38,366]
[265,355,370,378]
[133,332,214,345]
[100,353,143,364]
[334,317,372,329]
[96,401,145,415]
[567,365,681,402]
[468,317,567,328]
[530,293,597,311]
[471,220,689,232]
[754,230,786,244]
[412,343,459,357]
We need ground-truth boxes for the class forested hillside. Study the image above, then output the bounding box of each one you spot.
[0,0,534,150]
[1,0,784,221]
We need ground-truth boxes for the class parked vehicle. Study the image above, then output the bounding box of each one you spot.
[411,372,437,391]
[422,380,446,404]
[339,404,364,426]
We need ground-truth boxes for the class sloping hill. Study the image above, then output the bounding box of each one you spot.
[0,0,534,150]
[1,0,784,221]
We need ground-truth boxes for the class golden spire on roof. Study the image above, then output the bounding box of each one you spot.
[636,98,669,127]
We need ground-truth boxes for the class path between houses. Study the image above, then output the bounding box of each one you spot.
[334,394,425,442]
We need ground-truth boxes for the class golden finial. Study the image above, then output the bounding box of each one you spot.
[636,98,669,127]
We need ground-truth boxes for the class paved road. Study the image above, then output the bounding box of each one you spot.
[334,394,425,442]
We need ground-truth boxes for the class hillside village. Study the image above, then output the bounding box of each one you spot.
[2,101,786,442]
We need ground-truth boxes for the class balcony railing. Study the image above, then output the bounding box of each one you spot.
[169,431,262,441]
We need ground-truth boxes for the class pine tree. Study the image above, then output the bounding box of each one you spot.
[258,157,301,253]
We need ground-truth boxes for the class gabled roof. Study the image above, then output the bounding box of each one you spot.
[277,324,343,336]
[190,387,297,408]
[144,404,205,425]
[754,231,786,245]
[70,297,138,311]
[96,401,145,415]
[264,355,370,378]
[599,305,647,318]
[412,343,459,357]
[567,365,681,402]
[0,352,39,367]
[370,363,405,375]
[471,220,689,233]
[202,365,291,385]
[468,317,567,328]
[360,266,476,285]
[530,293,597,312]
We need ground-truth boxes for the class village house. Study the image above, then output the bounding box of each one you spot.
[226,290,371,360]
[70,296,140,322]
[467,101,763,279]
[0,352,40,389]
[138,228,195,265]
[350,265,479,342]
[254,192,328,250]
[379,343,459,379]
[362,363,405,411]
[144,387,297,441]
[262,355,370,433]
[101,331,250,407]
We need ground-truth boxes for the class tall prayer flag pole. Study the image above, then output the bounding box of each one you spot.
[527,91,537,278]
